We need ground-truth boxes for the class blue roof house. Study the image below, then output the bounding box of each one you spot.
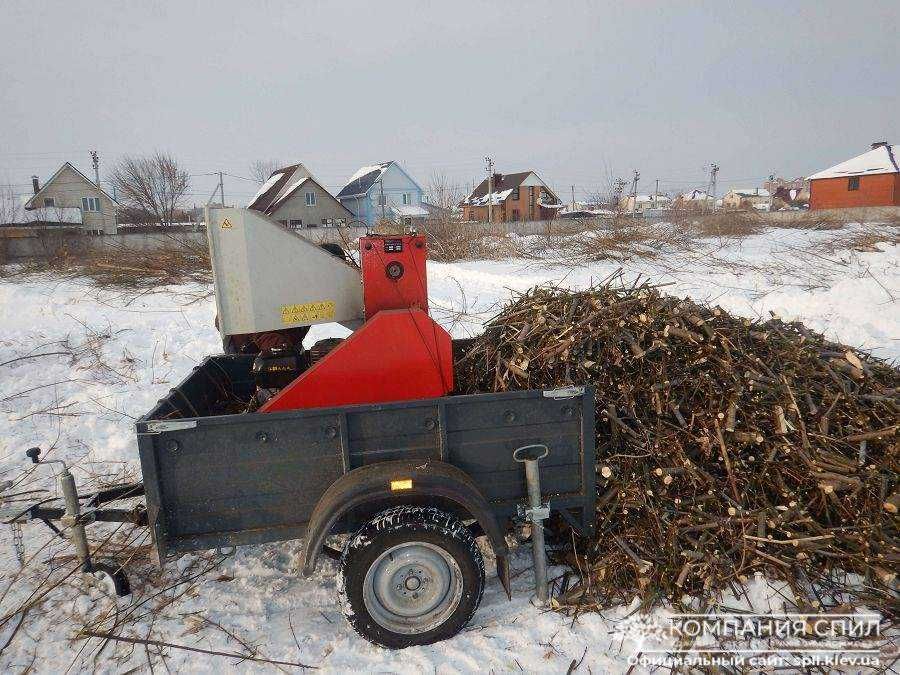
[336,161,429,227]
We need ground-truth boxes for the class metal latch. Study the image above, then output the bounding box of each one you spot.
[542,385,585,400]
[143,420,198,434]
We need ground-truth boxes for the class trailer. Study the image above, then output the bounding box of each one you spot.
[5,353,595,648]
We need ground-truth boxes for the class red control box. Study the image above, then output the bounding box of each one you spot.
[359,235,429,319]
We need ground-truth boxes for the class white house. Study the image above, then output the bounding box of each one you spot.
[248,163,355,228]
[24,162,118,233]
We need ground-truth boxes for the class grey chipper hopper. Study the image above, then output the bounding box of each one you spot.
[205,207,364,336]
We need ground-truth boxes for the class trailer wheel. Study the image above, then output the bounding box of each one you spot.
[338,506,484,648]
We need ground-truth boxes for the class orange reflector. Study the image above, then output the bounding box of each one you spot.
[390,479,413,491]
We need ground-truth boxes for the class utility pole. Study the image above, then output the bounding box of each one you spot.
[654,178,659,208]
[613,178,627,209]
[90,150,100,188]
[707,163,719,212]
[484,156,494,223]
[630,170,640,215]
[379,179,386,221]
[218,172,225,207]
[571,185,576,211]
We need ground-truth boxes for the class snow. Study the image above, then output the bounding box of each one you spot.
[345,163,389,186]
[728,188,771,198]
[465,188,513,206]
[390,204,429,217]
[680,189,713,201]
[248,171,285,206]
[808,144,899,180]
[0,223,897,672]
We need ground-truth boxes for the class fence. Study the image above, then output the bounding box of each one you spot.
[0,225,377,260]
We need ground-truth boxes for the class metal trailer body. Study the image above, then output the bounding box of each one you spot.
[136,354,595,566]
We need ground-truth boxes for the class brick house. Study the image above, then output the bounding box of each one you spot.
[460,171,562,222]
[808,142,900,210]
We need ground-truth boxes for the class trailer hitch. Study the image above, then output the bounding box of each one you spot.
[24,447,131,596]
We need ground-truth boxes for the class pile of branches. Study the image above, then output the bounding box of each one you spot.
[455,278,899,615]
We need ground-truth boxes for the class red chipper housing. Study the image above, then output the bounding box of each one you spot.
[259,233,454,412]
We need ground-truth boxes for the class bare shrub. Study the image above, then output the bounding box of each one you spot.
[421,217,519,262]
[111,153,190,227]
[424,172,465,212]
[12,235,211,288]
[0,183,22,225]
[678,211,766,238]
[249,159,283,183]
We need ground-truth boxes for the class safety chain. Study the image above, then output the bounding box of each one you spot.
[10,522,25,568]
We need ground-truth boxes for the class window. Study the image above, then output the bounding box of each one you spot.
[81,197,101,212]
[322,218,334,226]
[402,193,411,205]
[289,219,302,228]
[337,218,346,226]
[511,188,520,200]
[43,197,55,207]
[511,208,520,221]
[305,191,316,206]
[404,217,412,226]
[848,176,860,191]
[278,219,288,227]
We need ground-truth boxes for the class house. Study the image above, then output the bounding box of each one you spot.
[336,161,429,228]
[618,193,672,213]
[460,171,562,223]
[764,175,809,201]
[722,188,772,210]
[807,142,900,210]
[673,189,715,211]
[248,163,355,228]
[24,162,118,234]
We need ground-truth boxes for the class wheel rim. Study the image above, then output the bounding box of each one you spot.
[362,541,463,635]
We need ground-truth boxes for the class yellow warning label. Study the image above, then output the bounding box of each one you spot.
[280,300,335,325]
[390,479,413,491]
[221,218,233,229]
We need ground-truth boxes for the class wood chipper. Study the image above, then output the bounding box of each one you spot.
[2,208,595,648]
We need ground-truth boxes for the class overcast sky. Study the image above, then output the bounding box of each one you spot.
[2,1,898,204]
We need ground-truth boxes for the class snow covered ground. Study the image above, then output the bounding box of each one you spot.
[0,224,896,672]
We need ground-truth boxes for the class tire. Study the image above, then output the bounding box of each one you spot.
[338,505,485,649]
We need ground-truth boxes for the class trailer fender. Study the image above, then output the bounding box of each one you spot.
[302,459,510,596]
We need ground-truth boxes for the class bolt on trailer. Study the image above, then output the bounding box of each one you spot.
[2,208,596,648]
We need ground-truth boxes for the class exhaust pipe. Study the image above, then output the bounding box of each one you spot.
[513,444,550,605]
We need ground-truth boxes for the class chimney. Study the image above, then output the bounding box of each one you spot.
[492,172,503,186]
[871,141,888,149]
[31,176,40,194]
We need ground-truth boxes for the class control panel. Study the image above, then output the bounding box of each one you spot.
[359,234,429,319]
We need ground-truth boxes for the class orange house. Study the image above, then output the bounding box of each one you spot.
[460,171,563,222]
[808,142,900,210]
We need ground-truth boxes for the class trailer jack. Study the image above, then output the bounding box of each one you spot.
[513,444,551,606]
[25,448,131,596]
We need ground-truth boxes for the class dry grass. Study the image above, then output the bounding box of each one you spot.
[420,217,520,262]
[2,235,211,288]
[675,210,766,238]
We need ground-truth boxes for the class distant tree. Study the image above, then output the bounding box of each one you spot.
[0,183,22,225]
[249,159,283,183]
[425,172,465,211]
[111,153,189,226]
